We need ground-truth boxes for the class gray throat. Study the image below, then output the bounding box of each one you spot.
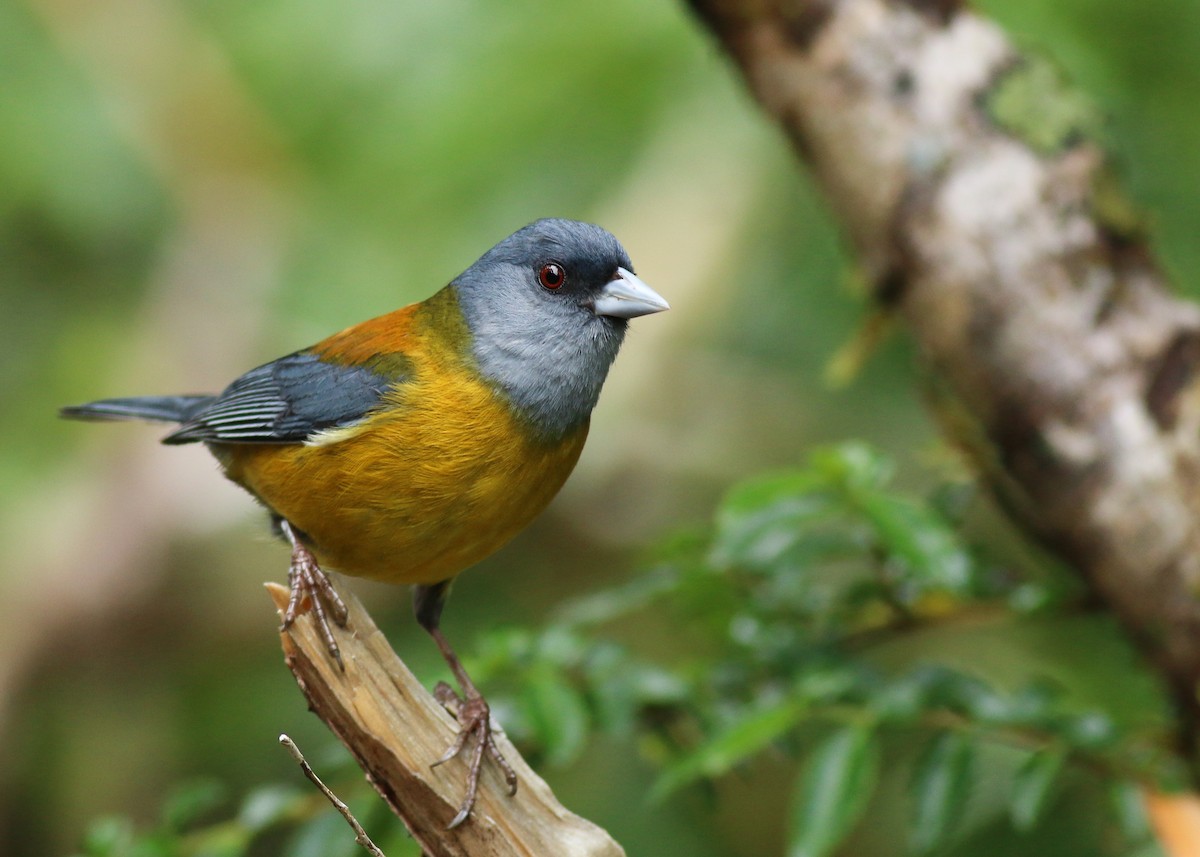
[469,314,626,441]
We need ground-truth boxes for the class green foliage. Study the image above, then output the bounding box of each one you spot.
[73,443,1174,856]
[908,731,975,854]
[73,774,418,857]
[1110,780,1155,843]
[1009,748,1066,832]
[468,442,1176,856]
[13,0,1200,854]
[653,697,808,799]
[787,725,880,857]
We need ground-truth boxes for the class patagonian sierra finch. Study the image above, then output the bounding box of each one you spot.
[61,218,669,826]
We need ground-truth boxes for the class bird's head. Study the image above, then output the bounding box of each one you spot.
[451,218,669,439]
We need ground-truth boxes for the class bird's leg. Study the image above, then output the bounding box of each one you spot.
[427,625,520,824]
[280,519,349,669]
[414,582,518,828]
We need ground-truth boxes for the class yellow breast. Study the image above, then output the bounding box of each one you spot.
[219,336,588,585]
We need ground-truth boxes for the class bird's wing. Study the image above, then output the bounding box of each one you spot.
[163,350,400,445]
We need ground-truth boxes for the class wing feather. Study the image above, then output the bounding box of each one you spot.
[163,351,397,445]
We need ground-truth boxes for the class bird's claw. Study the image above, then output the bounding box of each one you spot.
[431,684,518,828]
[280,520,349,670]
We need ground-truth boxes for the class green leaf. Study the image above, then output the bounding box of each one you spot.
[521,666,590,767]
[909,731,975,854]
[788,725,881,857]
[710,472,836,570]
[653,698,806,799]
[809,443,894,490]
[1010,748,1065,831]
[794,444,976,597]
[853,492,973,595]
[1109,780,1152,843]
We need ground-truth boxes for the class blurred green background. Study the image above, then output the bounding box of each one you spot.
[3,0,1200,854]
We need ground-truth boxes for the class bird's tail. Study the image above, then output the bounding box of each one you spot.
[60,395,214,425]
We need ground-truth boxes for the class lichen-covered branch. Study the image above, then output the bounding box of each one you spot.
[265,583,625,857]
[686,0,1200,767]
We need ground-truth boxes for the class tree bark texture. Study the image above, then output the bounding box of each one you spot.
[686,0,1200,765]
[266,583,626,857]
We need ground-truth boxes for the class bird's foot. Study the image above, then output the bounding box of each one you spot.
[279,520,349,669]
[431,681,518,828]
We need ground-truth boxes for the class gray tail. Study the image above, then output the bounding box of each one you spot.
[60,395,215,427]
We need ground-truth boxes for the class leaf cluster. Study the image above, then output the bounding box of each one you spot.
[471,443,1178,856]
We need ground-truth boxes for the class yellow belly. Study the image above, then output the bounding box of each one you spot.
[219,367,588,585]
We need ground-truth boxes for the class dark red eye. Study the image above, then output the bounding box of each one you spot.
[538,262,566,290]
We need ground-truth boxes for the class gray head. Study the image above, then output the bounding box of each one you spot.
[451,218,669,441]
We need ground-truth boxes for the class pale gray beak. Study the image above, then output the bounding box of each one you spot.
[591,267,670,319]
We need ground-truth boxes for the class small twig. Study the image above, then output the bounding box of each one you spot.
[279,733,386,857]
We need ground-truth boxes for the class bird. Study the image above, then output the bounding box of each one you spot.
[60,217,669,827]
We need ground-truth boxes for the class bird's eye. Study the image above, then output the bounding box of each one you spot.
[538,262,566,290]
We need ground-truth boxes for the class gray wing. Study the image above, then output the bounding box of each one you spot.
[163,351,397,445]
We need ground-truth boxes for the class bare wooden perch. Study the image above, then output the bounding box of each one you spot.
[265,582,626,857]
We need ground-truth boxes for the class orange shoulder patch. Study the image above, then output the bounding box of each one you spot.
[310,304,421,366]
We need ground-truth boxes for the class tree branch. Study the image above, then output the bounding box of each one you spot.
[686,0,1200,767]
[265,582,626,857]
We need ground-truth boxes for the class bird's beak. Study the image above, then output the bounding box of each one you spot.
[591,267,670,319]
